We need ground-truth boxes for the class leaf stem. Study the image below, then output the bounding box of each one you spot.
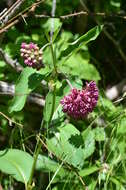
[27,29,58,190]
[48,84,56,124]
[27,120,44,189]
[48,41,58,124]
[28,140,41,187]
[50,43,58,75]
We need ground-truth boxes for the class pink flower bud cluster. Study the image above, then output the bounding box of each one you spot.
[20,42,43,68]
[60,81,98,119]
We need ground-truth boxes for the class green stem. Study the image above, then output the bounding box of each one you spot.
[27,40,58,190]
[27,137,42,189]
[50,43,58,75]
[46,40,58,190]
[48,43,58,124]
[27,120,44,189]
[48,84,56,124]
[30,143,41,181]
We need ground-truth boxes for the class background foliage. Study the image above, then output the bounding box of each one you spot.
[0,0,126,190]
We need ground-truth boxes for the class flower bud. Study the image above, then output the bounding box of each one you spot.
[20,42,43,69]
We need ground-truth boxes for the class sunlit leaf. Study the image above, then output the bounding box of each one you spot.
[0,149,33,184]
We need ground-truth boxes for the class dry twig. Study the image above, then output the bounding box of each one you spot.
[0,0,25,25]
[0,184,3,190]
[106,79,126,100]
[0,0,44,34]
[0,48,23,72]
[0,111,23,128]
[35,10,126,20]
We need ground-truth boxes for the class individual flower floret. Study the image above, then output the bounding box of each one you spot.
[60,81,98,119]
[20,42,43,69]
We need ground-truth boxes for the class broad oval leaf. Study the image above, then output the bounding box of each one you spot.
[47,124,85,169]
[82,127,95,160]
[9,67,49,113]
[36,154,66,177]
[0,149,33,184]
[36,154,60,172]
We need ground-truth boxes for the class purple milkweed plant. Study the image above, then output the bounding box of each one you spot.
[20,42,43,69]
[60,81,98,119]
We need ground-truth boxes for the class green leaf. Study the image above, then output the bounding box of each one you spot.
[110,177,124,189]
[79,165,99,177]
[15,35,31,45]
[0,60,6,67]
[47,124,85,169]
[117,117,126,134]
[36,154,59,172]
[43,18,62,33]
[59,53,100,81]
[93,127,106,141]
[60,25,103,59]
[82,127,95,159]
[43,90,54,123]
[9,67,47,113]
[52,25,62,42]
[88,179,97,190]
[0,149,33,184]
[110,0,120,8]
[36,154,66,177]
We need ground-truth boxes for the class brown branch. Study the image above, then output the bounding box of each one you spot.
[0,48,23,72]
[0,184,3,190]
[35,11,126,20]
[0,0,25,25]
[0,111,23,128]
[0,8,7,17]
[0,81,45,107]
[74,170,88,190]
[0,0,45,34]
[1,5,126,35]
[106,79,126,100]
[0,13,26,34]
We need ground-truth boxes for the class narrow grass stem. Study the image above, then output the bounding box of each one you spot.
[27,137,42,189]
[28,17,57,190]
[27,121,45,189]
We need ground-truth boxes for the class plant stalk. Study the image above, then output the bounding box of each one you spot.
[27,37,58,190]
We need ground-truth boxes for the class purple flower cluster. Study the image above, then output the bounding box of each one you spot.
[60,81,98,119]
[20,42,43,69]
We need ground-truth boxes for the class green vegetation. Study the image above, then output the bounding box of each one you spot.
[0,0,126,190]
